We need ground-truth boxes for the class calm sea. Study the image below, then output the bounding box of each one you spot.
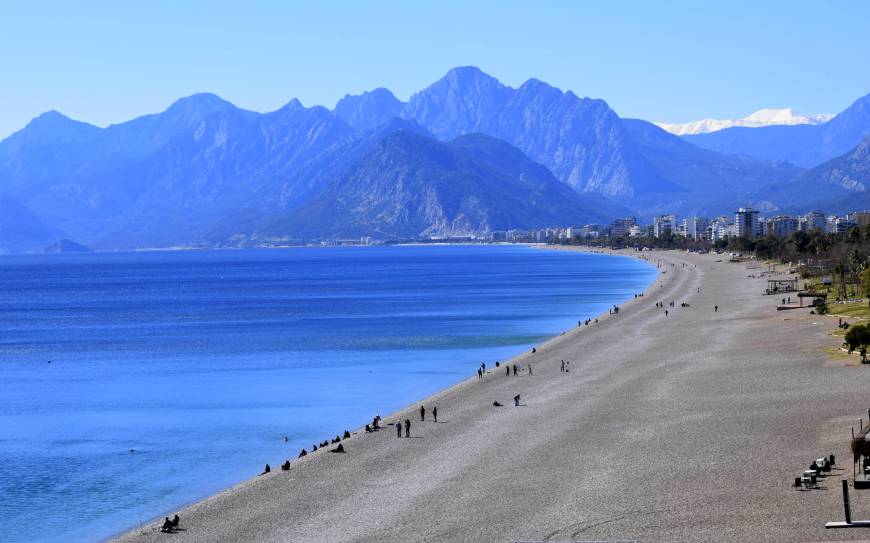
[0,245,655,542]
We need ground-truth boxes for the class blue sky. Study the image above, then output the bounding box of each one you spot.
[1,0,868,139]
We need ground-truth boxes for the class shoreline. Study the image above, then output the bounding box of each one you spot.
[112,246,661,541]
[116,247,867,542]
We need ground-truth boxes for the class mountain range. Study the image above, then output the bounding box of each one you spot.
[684,92,870,167]
[2,66,870,252]
[656,108,833,136]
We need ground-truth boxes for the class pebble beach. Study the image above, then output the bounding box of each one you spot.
[115,249,870,543]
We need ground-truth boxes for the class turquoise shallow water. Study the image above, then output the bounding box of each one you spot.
[0,245,656,542]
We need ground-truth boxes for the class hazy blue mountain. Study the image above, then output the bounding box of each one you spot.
[739,136,870,214]
[101,116,446,247]
[402,67,647,197]
[400,67,801,216]
[333,88,404,131]
[0,92,446,248]
[45,239,92,253]
[0,95,252,196]
[6,66,863,251]
[0,111,102,193]
[0,194,59,253]
[684,92,870,167]
[401,67,512,140]
[0,94,263,237]
[802,134,870,191]
[85,100,363,247]
[100,93,257,161]
[279,130,627,239]
[621,119,801,215]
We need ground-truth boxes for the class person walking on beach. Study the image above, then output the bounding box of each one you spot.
[404,418,411,438]
[420,405,426,421]
[513,394,521,406]
[560,360,565,372]
[477,368,483,380]
[714,305,718,312]
[664,310,668,317]
[433,406,437,422]
[513,364,518,376]
[396,421,402,438]
[528,364,533,376]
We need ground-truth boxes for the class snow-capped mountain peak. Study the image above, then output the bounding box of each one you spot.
[655,108,834,136]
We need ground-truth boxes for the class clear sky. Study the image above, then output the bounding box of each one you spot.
[1,0,868,139]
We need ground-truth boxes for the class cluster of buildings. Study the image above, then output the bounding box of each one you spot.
[494,208,870,244]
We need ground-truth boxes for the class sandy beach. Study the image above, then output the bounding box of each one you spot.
[114,248,870,543]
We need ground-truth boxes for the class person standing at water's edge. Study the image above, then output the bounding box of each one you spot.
[420,405,426,421]
[433,406,437,422]
[404,418,411,438]
[396,422,402,438]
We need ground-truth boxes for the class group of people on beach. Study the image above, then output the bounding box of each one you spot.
[391,403,440,438]
[503,363,526,376]
[395,418,412,437]
[284,427,360,470]
[160,514,180,533]
[654,299,705,317]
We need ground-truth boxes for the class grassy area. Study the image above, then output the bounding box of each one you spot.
[824,345,853,360]
[830,327,847,339]
[827,299,870,321]
[801,274,864,299]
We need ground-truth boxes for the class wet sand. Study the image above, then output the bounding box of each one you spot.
[115,249,870,542]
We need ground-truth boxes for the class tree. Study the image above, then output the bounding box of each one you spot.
[833,262,847,300]
[861,267,870,305]
[845,324,870,355]
[850,249,866,297]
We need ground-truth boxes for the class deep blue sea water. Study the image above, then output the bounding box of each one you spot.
[0,245,656,542]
